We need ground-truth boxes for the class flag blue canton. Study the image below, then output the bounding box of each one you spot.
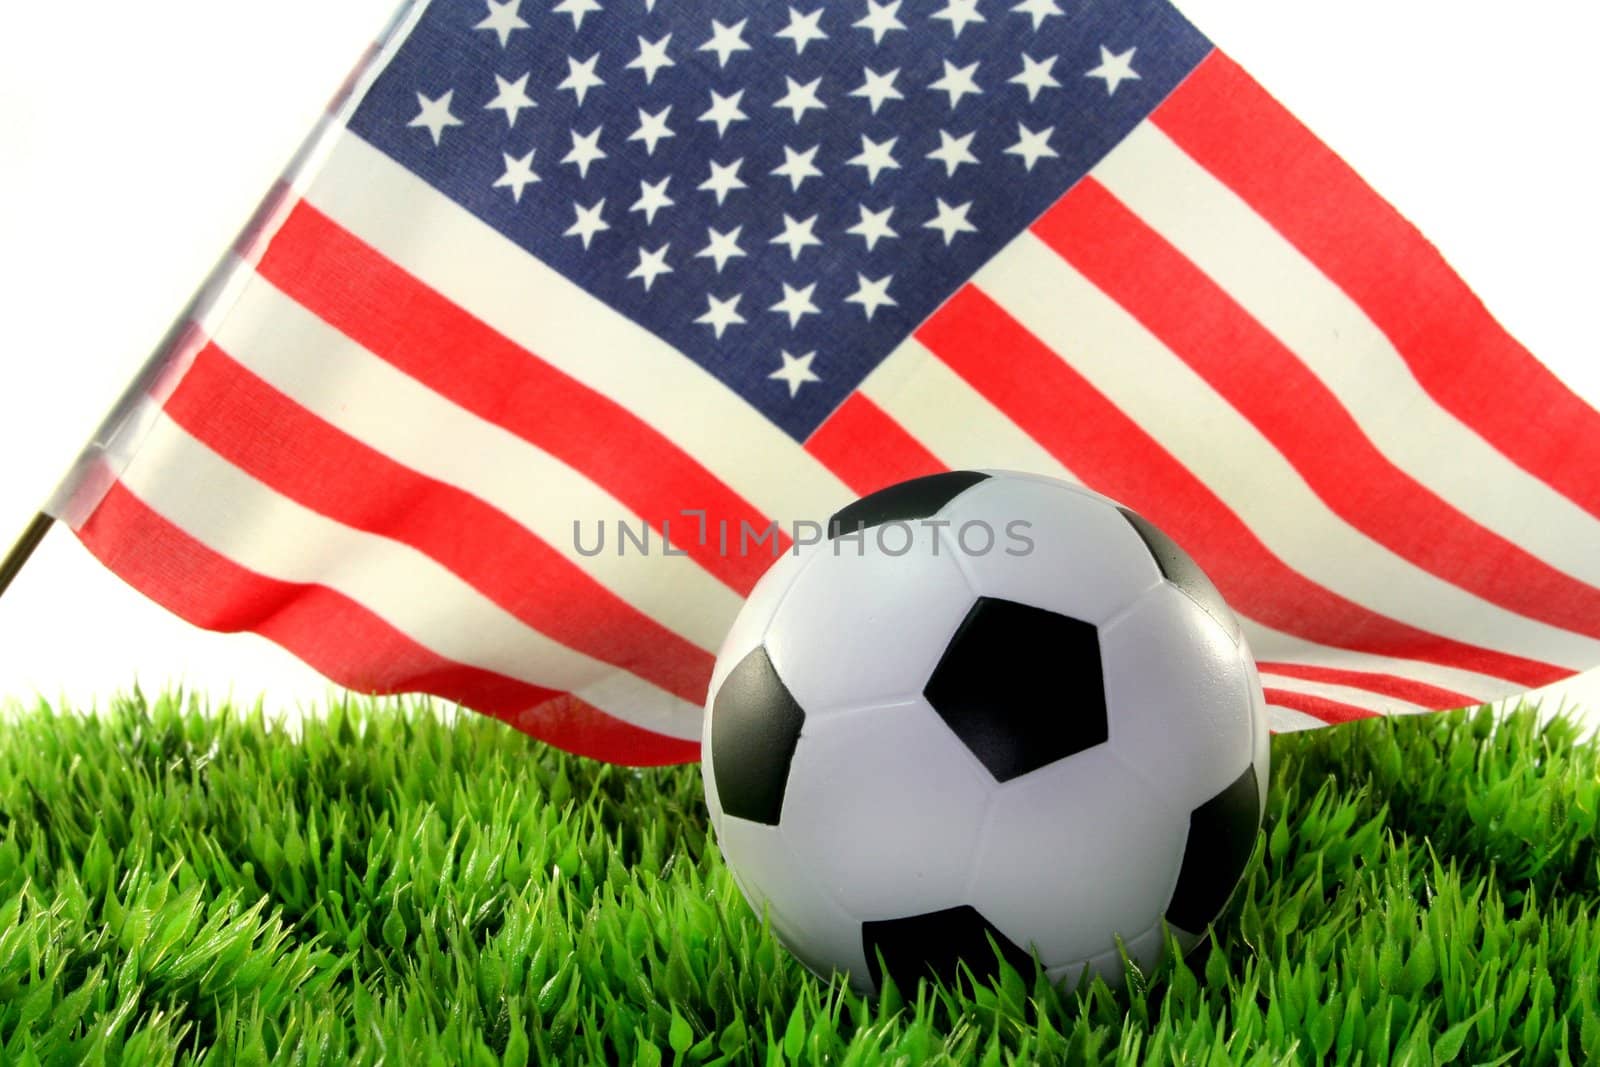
[347,0,1211,440]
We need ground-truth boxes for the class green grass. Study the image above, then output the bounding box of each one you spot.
[0,693,1595,1065]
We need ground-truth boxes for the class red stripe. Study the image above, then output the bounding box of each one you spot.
[806,393,946,496]
[1255,661,1479,711]
[1034,179,1600,640]
[916,284,1566,689]
[77,482,698,765]
[1154,51,1600,522]
[256,201,784,594]
[163,343,716,706]
[1263,688,1379,727]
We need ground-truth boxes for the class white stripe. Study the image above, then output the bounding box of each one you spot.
[857,333,1534,701]
[211,270,743,653]
[1242,620,1507,704]
[1094,123,1600,589]
[1256,673,1431,716]
[119,412,702,740]
[859,337,1082,480]
[1264,705,1331,733]
[295,132,854,524]
[977,234,1600,672]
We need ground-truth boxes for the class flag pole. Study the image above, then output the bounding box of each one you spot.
[0,4,426,612]
[0,512,54,603]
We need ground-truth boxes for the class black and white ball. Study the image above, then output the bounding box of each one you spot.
[701,471,1269,994]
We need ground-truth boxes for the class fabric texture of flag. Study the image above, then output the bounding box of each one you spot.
[55,0,1600,764]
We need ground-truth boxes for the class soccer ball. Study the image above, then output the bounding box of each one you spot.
[700,470,1269,995]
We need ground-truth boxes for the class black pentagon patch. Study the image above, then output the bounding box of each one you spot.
[863,905,1034,990]
[828,471,990,539]
[1164,763,1261,933]
[710,647,806,826]
[924,597,1107,782]
[1117,507,1242,644]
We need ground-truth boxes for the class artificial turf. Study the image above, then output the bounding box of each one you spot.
[0,693,1594,1065]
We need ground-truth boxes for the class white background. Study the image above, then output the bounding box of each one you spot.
[0,1,1596,731]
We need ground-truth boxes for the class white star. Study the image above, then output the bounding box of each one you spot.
[771,145,823,192]
[475,0,529,48]
[845,273,897,320]
[630,176,674,224]
[928,60,983,110]
[561,126,606,178]
[846,135,900,185]
[927,129,978,177]
[696,293,746,339]
[564,199,609,249]
[1011,0,1062,31]
[770,282,821,329]
[409,91,463,146]
[770,350,821,397]
[849,67,903,114]
[698,158,747,204]
[773,76,827,124]
[627,244,673,291]
[775,7,828,54]
[770,213,822,261]
[846,204,898,251]
[1005,123,1058,171]
[699,18,751,68]
[626,33,675,84]
[699,89,748,138]
[1010,53,1061,102]
[696,226,746,273]
[1086,45,1140,95]
[924,198,977,245]
[558,54,605,106]
[628,106,675,155]
[493,150,540,201]
[485,73,537,128]
[553,0,602,30]
[930,0,985,38]
[854,0,906,45]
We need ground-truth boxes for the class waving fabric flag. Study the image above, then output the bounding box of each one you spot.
[54,0,1600,764]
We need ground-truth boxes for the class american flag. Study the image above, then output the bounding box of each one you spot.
[61,0,1600,764]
